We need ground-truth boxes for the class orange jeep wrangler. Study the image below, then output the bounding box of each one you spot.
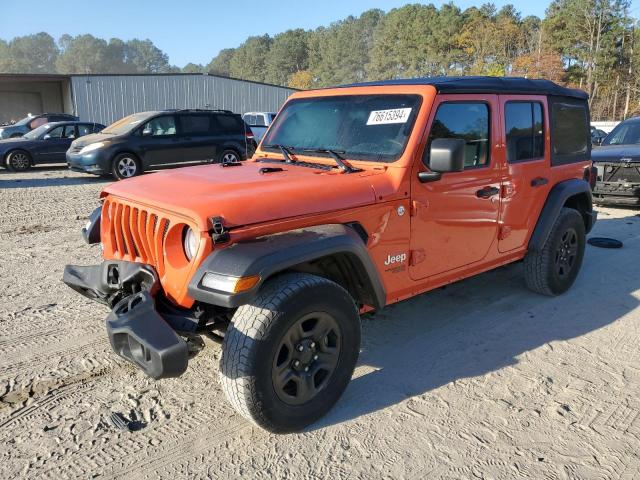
[64,77,597,432]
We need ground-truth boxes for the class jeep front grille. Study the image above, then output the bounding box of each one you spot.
[601,162,640,183]
[103,199,170,276]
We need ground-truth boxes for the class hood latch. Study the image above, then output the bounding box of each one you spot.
[210,216,230,244]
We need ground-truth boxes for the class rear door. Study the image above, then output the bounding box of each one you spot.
[497,96,552,252]
[213,114,247,158]
[177,113,217,162]
[409,95,502,280]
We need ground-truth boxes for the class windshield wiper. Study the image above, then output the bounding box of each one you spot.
[262,144,294,163]
[298,148,360,173]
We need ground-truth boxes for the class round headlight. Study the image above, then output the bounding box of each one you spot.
[183,226,198,261]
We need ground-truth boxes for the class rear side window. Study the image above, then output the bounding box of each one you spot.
[550,98,590,165]
[244,114,266,127]
[215,114,244,134]
[505,102,544,162]
[181,114,211,135]
[427,102,490,168]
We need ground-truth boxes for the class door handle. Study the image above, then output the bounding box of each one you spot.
[476,186,499,199]
[531,177,549,187]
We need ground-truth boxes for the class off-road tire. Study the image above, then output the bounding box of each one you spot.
[5,150,32,172]
[220,273,360,433]
[111,153,141,180]
[524,207,586,296]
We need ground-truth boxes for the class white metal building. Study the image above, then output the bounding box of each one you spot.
[0,73,296,125]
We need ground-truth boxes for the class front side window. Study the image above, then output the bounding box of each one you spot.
[78,124,92,136]
[46,126,64,138]
[63,125,76,139]
[142,115,177,137]
[427,102,490,168]
[262,94,422,162]
[505,102,544,162]
[29,117,47,130]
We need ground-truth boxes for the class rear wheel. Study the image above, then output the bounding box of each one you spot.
[218,149,240,164]
[111,153,141,180]
[524,207,586,296]
[220,273,360,433]
[5,150,31,172]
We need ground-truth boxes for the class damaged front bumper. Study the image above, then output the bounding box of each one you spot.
[63,261,188,379]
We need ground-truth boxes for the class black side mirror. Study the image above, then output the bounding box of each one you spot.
[418,138,466,183]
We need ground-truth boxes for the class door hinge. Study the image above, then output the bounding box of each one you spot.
[410,200,427,217]
[498,225,512,240]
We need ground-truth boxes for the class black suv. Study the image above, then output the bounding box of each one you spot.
[592,116,640,206]
[66,109,256,179]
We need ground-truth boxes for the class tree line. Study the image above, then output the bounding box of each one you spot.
[1,1,637,120]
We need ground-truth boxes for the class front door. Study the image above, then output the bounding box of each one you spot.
[138,115,182,166]
[409,95,502,280]
[33,124,75,163]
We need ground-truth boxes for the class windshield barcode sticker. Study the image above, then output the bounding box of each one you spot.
[366,108,412,125]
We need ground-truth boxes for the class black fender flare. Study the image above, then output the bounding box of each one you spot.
[528,178,596,251]
[188,224,386,310]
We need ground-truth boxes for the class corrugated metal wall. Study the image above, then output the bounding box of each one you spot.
[71,74,295,125]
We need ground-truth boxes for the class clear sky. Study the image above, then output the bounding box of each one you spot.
[3,0,640,67]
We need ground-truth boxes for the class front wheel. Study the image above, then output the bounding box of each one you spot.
[5,150,31,172]
[220,273,360,433]
[524,207,586,296]
[111,153,141,180]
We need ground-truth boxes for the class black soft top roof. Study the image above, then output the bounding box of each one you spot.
[339,76,588,100]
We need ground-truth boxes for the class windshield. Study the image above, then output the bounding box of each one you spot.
[602,121,640,146]
[262,94,422,162]
[23,124,51,139]
[101,113,150,135]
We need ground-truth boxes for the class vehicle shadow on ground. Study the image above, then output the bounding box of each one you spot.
[311,214,640,430]
[0,166,111,189]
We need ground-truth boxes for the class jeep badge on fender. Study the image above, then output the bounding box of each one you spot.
[63,77,596,433]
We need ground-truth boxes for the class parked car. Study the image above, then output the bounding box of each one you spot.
[242,112,276,142]
[0,113,79,139]
[67,109,256,180]
[1,121,105,171]
[591,126,608,146]
[592,116,640,205]
[64,77,596,433]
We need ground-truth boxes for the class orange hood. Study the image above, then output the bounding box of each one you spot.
[102,161,384,230]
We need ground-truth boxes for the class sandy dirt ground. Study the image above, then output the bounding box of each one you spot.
[1,166,640,479]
